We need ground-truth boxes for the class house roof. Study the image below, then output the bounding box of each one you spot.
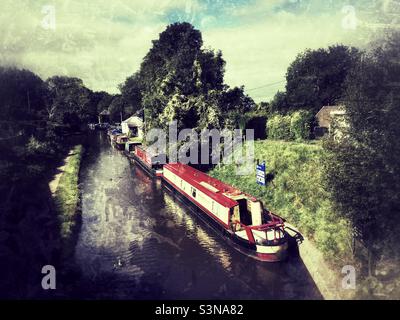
[315,105,345,118]
[122,116,144,126]
[315,105,346,128]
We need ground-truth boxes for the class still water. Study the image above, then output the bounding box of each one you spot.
[73,132,321,299]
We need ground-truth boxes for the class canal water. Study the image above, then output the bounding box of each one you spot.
[73,132,322,299]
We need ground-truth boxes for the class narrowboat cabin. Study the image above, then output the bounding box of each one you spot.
[162,163,289,262]
[115,135,128,150]
[132,146,164,178]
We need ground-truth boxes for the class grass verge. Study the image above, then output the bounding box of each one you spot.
[54,145,83,256]
[209,139,353,264]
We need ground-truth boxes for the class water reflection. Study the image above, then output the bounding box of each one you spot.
[162,192,233,272]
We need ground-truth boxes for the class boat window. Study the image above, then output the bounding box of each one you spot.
[191,187,196,198]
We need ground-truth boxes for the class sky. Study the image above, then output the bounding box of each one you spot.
[1,0,398,102]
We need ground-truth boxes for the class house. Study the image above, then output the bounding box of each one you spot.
[314,105,348,139]
[121,116,144,142]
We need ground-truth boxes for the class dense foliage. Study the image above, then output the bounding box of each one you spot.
[267,110,313,141]
[269,45,360,115]
[121,22,255,132]
[323,32,400,277]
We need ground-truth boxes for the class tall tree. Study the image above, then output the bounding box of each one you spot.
[45,76,92,128]
[108,94,133,123]
[284,45,360,114]
[135,22,225,130]
[0,67,46,131]
[119,73,142,116]
[219,86,256,129]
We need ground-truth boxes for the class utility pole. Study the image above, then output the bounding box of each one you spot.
[27,90,31,112]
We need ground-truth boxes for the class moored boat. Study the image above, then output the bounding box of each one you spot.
[162,163,289,262]
[132,146,164,178]
[115,135,129,150]
[108,128,122,144]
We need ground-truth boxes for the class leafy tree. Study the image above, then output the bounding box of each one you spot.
[108,94,133,123]
[119,72,142,116]
[255,101,270,114]
[196,49,225,93]
[0,67,47,136]
[268,91,289,114]
[131,22,227,131]
[219,86,256,129]
[219,86,255,114]
[95,91,113,115]
[88,91,112,122]
[285,45,360,114]
[323,32,400,276]
[45,76,92,128]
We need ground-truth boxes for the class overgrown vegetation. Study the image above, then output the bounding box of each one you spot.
[267,110,313,141]
[210,140,352,263]
[323,32,400,297]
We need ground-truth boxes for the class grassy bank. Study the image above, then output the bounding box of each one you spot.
[54,145,83,255]
[209,140,352,264]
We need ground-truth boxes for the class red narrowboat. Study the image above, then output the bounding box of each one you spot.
[132,146,163,178]
[162,163,289,262]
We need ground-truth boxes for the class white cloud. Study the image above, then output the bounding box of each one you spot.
[0,0,199,92]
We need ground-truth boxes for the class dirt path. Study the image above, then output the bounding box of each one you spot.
[49,149,75,196]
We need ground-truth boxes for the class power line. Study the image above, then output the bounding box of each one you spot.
[246,80,285,92]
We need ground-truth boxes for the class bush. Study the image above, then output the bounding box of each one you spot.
[267,110,313,141]
[290,110,313,140]
[267,114,293,140]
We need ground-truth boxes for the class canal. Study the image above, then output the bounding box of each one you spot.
[73,132,322,299]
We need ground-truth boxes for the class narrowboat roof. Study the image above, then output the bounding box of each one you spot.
[164,163,241,208]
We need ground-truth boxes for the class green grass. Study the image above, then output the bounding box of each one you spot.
[209,139,352,263]
[54,145,83,245]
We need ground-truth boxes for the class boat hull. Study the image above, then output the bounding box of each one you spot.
[162,176,288,262]
[131,152,162,178]
[114,142,125,150]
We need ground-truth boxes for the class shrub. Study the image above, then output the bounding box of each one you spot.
[290,110,313,140]
[267,114,293,140]
[267,110,313,141]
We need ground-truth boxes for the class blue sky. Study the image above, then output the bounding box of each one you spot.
[1,0,397,102]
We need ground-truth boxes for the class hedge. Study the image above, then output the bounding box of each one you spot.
[267,110,313,141]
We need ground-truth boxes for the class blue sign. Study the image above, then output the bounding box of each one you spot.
[256,161,266,186]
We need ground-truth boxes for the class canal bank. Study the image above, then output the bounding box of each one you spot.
[50,144,84,259]
[69,132,322,299]
[209,140,355,300]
